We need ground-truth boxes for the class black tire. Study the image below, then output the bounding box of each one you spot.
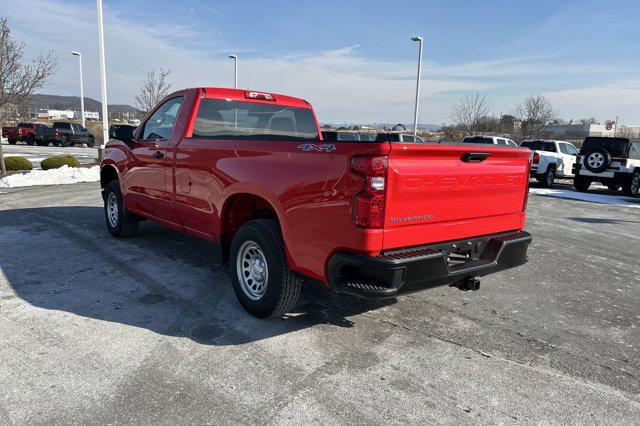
[35,139,49,147]
[61,136,72,147]
[87,137,95,148]
[622,171,640,197]
[606,182,620,192]
[8,138,17,145]
[574,176,591,192]
[540,167,555,188]
[584,148,611,173]
[26,136,35,146]
[229,219,301,318]
[104,180,139,238]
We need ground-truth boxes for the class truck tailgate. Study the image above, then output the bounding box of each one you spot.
[383,144,530,250]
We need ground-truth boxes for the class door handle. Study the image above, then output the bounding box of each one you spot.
[153,151,164,159]
[461,152,490,163]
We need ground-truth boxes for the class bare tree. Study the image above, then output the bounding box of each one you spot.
[451,92,491,135]
[134,68,172,114]
[0,17,57,175]
[514,94,557,140]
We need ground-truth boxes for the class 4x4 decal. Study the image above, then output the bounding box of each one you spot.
[297,143,336,152]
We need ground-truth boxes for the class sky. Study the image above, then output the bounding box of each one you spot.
[2,0,640,125]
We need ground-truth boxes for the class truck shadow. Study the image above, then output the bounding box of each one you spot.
[0,206,395,346]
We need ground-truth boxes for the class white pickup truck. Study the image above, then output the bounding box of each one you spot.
[520,139,579,187]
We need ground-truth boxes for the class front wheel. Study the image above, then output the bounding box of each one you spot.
[622,171,640,197]
[574,176,591,192]
[104,180,139,237]
[8,138,17,145]
[229,219,301,318]
[26,136,35,146]
[87,137,95,148]
[60,136,72,147]
[36,139,49,147]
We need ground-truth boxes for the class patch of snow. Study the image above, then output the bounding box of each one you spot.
[530,187,640,209]
[0,165,100,188]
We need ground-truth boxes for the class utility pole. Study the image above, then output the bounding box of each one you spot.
[96,0,109,161]
[411,36,424,136]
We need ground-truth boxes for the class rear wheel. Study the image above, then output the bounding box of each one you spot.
[26,136,35,146]
[61,136,72,147]
[87,136,95,148]
[104,180,139,237]
[622,171,640,197]
[540,167,556,188]
[8,138,17,145]
[35,139,49,147]
[229,219,301,318]
[574,176,591,192]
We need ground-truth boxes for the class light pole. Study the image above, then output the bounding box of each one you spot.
[96,0,109,160]
[411,36,424,136]
[228,54,238,89]
[70,51,85,128]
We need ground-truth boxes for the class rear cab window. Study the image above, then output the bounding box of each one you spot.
[192,98,319,141]
[520,140,556,152]
[462,136,494,144]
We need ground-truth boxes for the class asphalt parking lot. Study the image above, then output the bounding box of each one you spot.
[1,182,639,423]
[1,144,98,169]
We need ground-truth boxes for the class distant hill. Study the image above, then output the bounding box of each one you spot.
[27,94,140,114]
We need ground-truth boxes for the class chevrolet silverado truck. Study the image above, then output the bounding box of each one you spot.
[101,88,532,318]
[520,139,579,188]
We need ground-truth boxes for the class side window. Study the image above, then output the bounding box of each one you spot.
[566,144,579,156]
[497,138,507,145]
[629,142,640,160]
[558,143,569,154]
[71,123,84,132]
[142,97,184,140]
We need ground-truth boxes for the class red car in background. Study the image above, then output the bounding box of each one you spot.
[2,122,49,146]
[100,87,532,318]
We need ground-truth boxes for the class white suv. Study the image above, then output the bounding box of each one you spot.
[573,137,640,196]
[462,135,518,147]
[520,139,579,188]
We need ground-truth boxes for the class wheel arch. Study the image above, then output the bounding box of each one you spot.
[218,192,286,263]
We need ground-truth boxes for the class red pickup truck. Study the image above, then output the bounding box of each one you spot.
[2,122,47,145]
[101,88,532,318]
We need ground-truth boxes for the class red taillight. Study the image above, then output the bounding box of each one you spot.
[54,129,60,136]
[244,91,276,101]
[18,128,27,136]
[532,152,540,164]
[619,158,628,166]
[350,155,387,228]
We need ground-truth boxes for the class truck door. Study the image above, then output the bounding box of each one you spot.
[122,96,184,222]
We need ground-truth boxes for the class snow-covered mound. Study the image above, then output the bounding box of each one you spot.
[530,187,640,209]
[0,165,100,188]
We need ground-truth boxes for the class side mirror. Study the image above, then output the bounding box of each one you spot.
[110,125,135,143]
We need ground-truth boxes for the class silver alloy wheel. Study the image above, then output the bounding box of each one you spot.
[587,152,605,168]
[236,240,269,301]
[107,192,119,228]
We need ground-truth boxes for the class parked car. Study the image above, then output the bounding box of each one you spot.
[101,87,532,318]
[375,133,424,143]
[520,139,579,188]
[36,122,95,147]
[1,122,49,145]
[462,135,518,147]
[573,137,640,196]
